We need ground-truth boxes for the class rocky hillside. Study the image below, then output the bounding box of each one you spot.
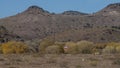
[0,3,120,42]
[0,26,22,43]
[96,3,120,15]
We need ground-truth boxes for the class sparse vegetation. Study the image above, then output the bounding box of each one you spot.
[1,39,120,55]
[59,60,69,68]
[46,57,57,64]
[88,58,99,66]
[89,60,98,66]
[113,58,120,65]
[76,65,82,68]
[0,2,120,68]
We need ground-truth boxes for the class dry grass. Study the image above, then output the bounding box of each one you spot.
[0,54,119,68]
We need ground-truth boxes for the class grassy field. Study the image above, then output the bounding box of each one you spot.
[0,54,120,68]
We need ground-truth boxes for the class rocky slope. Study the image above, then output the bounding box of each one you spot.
[0,3,120,42]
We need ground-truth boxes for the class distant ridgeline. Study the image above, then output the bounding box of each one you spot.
[0,3,120,43]
[62,11,88,15]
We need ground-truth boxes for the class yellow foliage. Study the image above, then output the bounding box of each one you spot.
[116,46,120,53]
[102,46,116,54]
[106,42,120,47]
[1,41,28,54]
[76,40,94,54]
[102,42,120,54]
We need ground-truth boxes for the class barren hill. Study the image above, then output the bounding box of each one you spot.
[96,3,120,15]
[0,3,120,42]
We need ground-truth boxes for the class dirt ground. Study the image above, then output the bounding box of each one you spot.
[0,54,120,68]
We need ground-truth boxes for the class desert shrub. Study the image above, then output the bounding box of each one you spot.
[64,42,77,54]
[94,43,107,49]
[106,42,120,47]
[54,41,65,53]
[54,41,65,47]
[24,39,41,53]
[92,48,101,55]
[92,43,107,54]
[39,38,55,54]
[76,40,94,54]
[102,42,120,54]
[45,45,64,54]
[102,46,116,54]
[1,41,29,54]
[116,46,120,53]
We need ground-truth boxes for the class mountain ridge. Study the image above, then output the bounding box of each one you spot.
[0,3,120,42]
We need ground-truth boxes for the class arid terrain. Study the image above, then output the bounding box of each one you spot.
[0,2,120,68]
[0,54,120,68]
[0,3,120,42]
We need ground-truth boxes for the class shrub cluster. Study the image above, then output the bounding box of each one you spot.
[39,38,55,54]
[45,45,64,54]
[102,42,120,54]
[64,42,77,54]
[24,39,41,53]
[1,39,120,55]
[63,41,95,54]
[92,43,107,54]
[76,40,94,54]
[39,39,64,54]
[1,41,29,54]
